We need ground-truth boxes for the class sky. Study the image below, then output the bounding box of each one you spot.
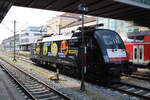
[0,6,63,43]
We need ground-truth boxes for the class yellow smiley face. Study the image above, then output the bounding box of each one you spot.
[51,42,58,56]
[43,43,48,55]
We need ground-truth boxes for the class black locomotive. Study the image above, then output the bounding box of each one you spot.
[30,27,134,83]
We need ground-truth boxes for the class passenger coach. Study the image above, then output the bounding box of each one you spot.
[125,30,150,68]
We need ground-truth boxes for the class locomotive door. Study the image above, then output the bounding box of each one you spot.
[133,45,144,64]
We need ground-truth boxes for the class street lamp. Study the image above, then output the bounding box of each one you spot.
[78,3,88,91]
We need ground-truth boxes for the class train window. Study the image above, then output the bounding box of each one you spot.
[95,30,124,49]
[102,33,122,49]
[125,38,134,43]
[135,36,144,42]
[140,48,142,60]
[102,35,114,45]
[134,48,137,59]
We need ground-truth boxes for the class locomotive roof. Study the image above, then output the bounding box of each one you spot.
[128,30,150,37]
[41,29,118,42]
[42,32,76,42]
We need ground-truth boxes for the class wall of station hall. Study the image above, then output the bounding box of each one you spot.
[97,17,149,41]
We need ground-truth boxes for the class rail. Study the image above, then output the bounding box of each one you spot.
[0,57,72,100]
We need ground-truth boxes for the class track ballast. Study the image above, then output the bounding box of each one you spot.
[0,57,71,100]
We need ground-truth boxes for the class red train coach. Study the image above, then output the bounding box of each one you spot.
[124,30,150,68]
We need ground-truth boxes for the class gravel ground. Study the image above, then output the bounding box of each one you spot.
[121,68,150,89]
[14,60,141,100]
[0,51,146,100]
[138,68,150,73]
[121,74,150,89]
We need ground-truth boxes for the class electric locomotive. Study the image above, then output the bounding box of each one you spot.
[31,27,133,83]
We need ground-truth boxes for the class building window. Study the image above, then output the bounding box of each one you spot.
[34,33,42,36]
[21,33,29,37]
[21,39,29,43]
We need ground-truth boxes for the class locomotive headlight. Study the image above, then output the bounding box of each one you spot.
[104,56,109,62]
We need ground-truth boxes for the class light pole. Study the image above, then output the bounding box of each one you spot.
[78,3,88,91]
[13,20,16,61]
[58,24,61,35]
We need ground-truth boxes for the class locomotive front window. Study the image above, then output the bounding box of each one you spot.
[100,32,123,49]
[102,35,114,45]
[94,30,126,60]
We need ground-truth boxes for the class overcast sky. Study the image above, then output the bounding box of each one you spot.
[0,6,63,43]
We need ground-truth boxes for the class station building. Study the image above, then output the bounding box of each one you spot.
[97,17,149,41]
[1,34,20,51]
[47,12,149,41]
[47,13,97,35]
[1,26,47,51]
[19,26,47,51]
[2,12,149,52]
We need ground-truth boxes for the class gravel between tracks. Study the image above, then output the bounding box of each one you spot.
[0,52,144,100]
[14,61,142,100]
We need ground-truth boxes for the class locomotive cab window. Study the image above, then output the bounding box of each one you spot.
[95,30,124,49]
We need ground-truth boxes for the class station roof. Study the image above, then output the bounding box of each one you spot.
[0,0,12,23]
[0,0,150,27]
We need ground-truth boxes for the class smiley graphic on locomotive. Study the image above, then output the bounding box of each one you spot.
[51,42,58,56]
[36,42,40,55]
[60,40,68,55]
[43,43,48,55]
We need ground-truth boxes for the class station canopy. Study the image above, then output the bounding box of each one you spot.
[0,0,150,27]
[0,0,12,22]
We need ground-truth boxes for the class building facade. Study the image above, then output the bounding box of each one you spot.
[47,13,97,35]
[47,12,149,41]
[1,26,47,51]
[1,34,20,51]
[97,17,149,40]
[19,26,47,51]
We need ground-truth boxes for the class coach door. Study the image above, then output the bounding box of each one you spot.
[138,45,144,64]
[133,45,144,64]
[133,45,138,64]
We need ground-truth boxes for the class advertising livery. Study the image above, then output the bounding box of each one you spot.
[31,28,134,83]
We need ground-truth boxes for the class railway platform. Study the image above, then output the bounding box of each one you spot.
[0,66,26,100]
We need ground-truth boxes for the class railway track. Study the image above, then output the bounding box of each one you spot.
[15,57,150,99]
[109,82,150,100]
[16,56,33,64]
[2,55,150,99]
[123,71,150,82]
[133,72,150,78]
[0,57,71,100]
[129,72,150,82]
